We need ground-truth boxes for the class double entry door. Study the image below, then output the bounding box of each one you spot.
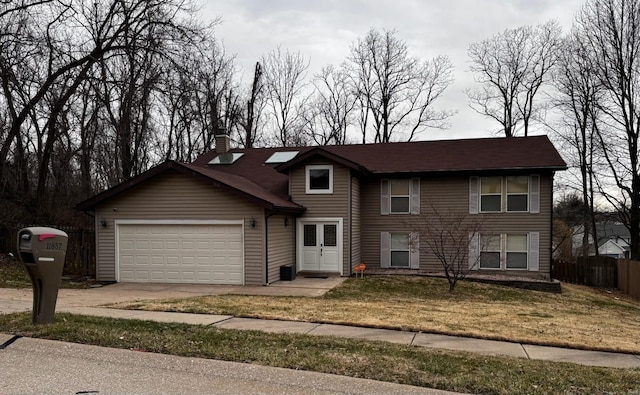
[299,221,340,272]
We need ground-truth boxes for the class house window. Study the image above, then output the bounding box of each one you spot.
[390,179,410,213]
[390,233,410,267]
[472,175,539,214]
[507,176,528,212]
[480,235,501,269]
[472,232,538,271]
[506,234,528,269]
[381,178,420,215]
[306,165,333,194]
[480,177,502,212]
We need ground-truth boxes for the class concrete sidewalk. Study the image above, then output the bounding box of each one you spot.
[54,306,640,370]
[1,281,639,370]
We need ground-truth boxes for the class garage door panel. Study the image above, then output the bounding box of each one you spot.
[181,240,195,249]
[166,241,179,250]
[166,256,179,265]
[118,224,243,285]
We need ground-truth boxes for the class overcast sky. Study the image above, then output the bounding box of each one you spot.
[201,0,584,141]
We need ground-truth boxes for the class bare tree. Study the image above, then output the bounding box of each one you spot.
[0,0,210,223]
[97,31,160,182]
[0,0,206,218]
[304,65,356,145]
[552,32,603,259]
[575,0,640,259]
[233,62,267,148]
[407,204,487,293]
[347,29,454,143]
[467,21,561,137]
[261,47,310,147]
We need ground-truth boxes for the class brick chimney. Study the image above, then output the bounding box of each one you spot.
[215,127,230,154]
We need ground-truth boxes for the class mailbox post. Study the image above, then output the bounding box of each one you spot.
[17,227,68,324]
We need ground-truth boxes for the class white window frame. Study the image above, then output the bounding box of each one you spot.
[390,233,411,268]
[506,176,529,212]
[390,179,411,214]
[479,234,501,269]
[505,234,529,270]
[305,165,333,194]
[474,232,538,271]
[381,232,420,269]
[381,178,420,215]
[479,177,502,213]
[472,175,540,214]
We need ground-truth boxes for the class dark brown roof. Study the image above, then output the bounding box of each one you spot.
[284,135,566,174]
[76,161,304,213]
[78,136,565,212]
[196,134,565,179]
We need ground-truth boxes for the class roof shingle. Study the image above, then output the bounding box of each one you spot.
[78,135,565,211]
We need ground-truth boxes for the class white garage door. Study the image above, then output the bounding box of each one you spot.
[117,223,243,284]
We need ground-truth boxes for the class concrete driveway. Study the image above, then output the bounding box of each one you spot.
[0,276,347,314]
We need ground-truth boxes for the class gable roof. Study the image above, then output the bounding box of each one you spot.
[595,222,631,242]
[305,135,566,174]
[195,134,565,178]
[78,135,565,212]
[76,161,304,213]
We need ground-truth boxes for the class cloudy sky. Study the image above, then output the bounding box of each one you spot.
[201,0,584,141]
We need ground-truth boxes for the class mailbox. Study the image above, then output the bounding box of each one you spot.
[17,227,68,324]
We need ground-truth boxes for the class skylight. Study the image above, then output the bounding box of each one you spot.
[265,151,299,164]
[208,152,244,165]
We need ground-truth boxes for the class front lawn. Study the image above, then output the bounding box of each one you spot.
[111,276,640,353]
[0,254,92,289]
[0,312,637,395]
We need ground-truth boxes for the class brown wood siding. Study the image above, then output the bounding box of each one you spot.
[267,214,296,283]
[351,175,361,271]
[289,159,350,274]
[361,174,554,277]
[95,170,265,284]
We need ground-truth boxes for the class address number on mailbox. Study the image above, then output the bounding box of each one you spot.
[46,242,63,250]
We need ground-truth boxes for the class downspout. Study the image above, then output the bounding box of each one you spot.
[348,172,352,277]
[550,172,555,279]
[264,211,269,285]
[264,210,277,285]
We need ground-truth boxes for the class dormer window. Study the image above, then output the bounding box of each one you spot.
[306,165,333,194]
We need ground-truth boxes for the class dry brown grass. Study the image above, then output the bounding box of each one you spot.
[112,276,640,353]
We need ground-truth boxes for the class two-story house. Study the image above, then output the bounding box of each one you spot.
[76,132,566,285]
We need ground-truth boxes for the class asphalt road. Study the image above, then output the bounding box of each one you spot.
[0,335,464,395]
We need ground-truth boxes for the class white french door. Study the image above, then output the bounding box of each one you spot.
[299,220,341,272]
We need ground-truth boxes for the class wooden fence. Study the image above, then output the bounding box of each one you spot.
[2,224,95,278]
[553,257,640,300]
[617,259,640,300]
[552,256,618,288]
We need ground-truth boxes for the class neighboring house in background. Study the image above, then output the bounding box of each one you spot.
[76,132,566,286]
[573,222,631,259]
